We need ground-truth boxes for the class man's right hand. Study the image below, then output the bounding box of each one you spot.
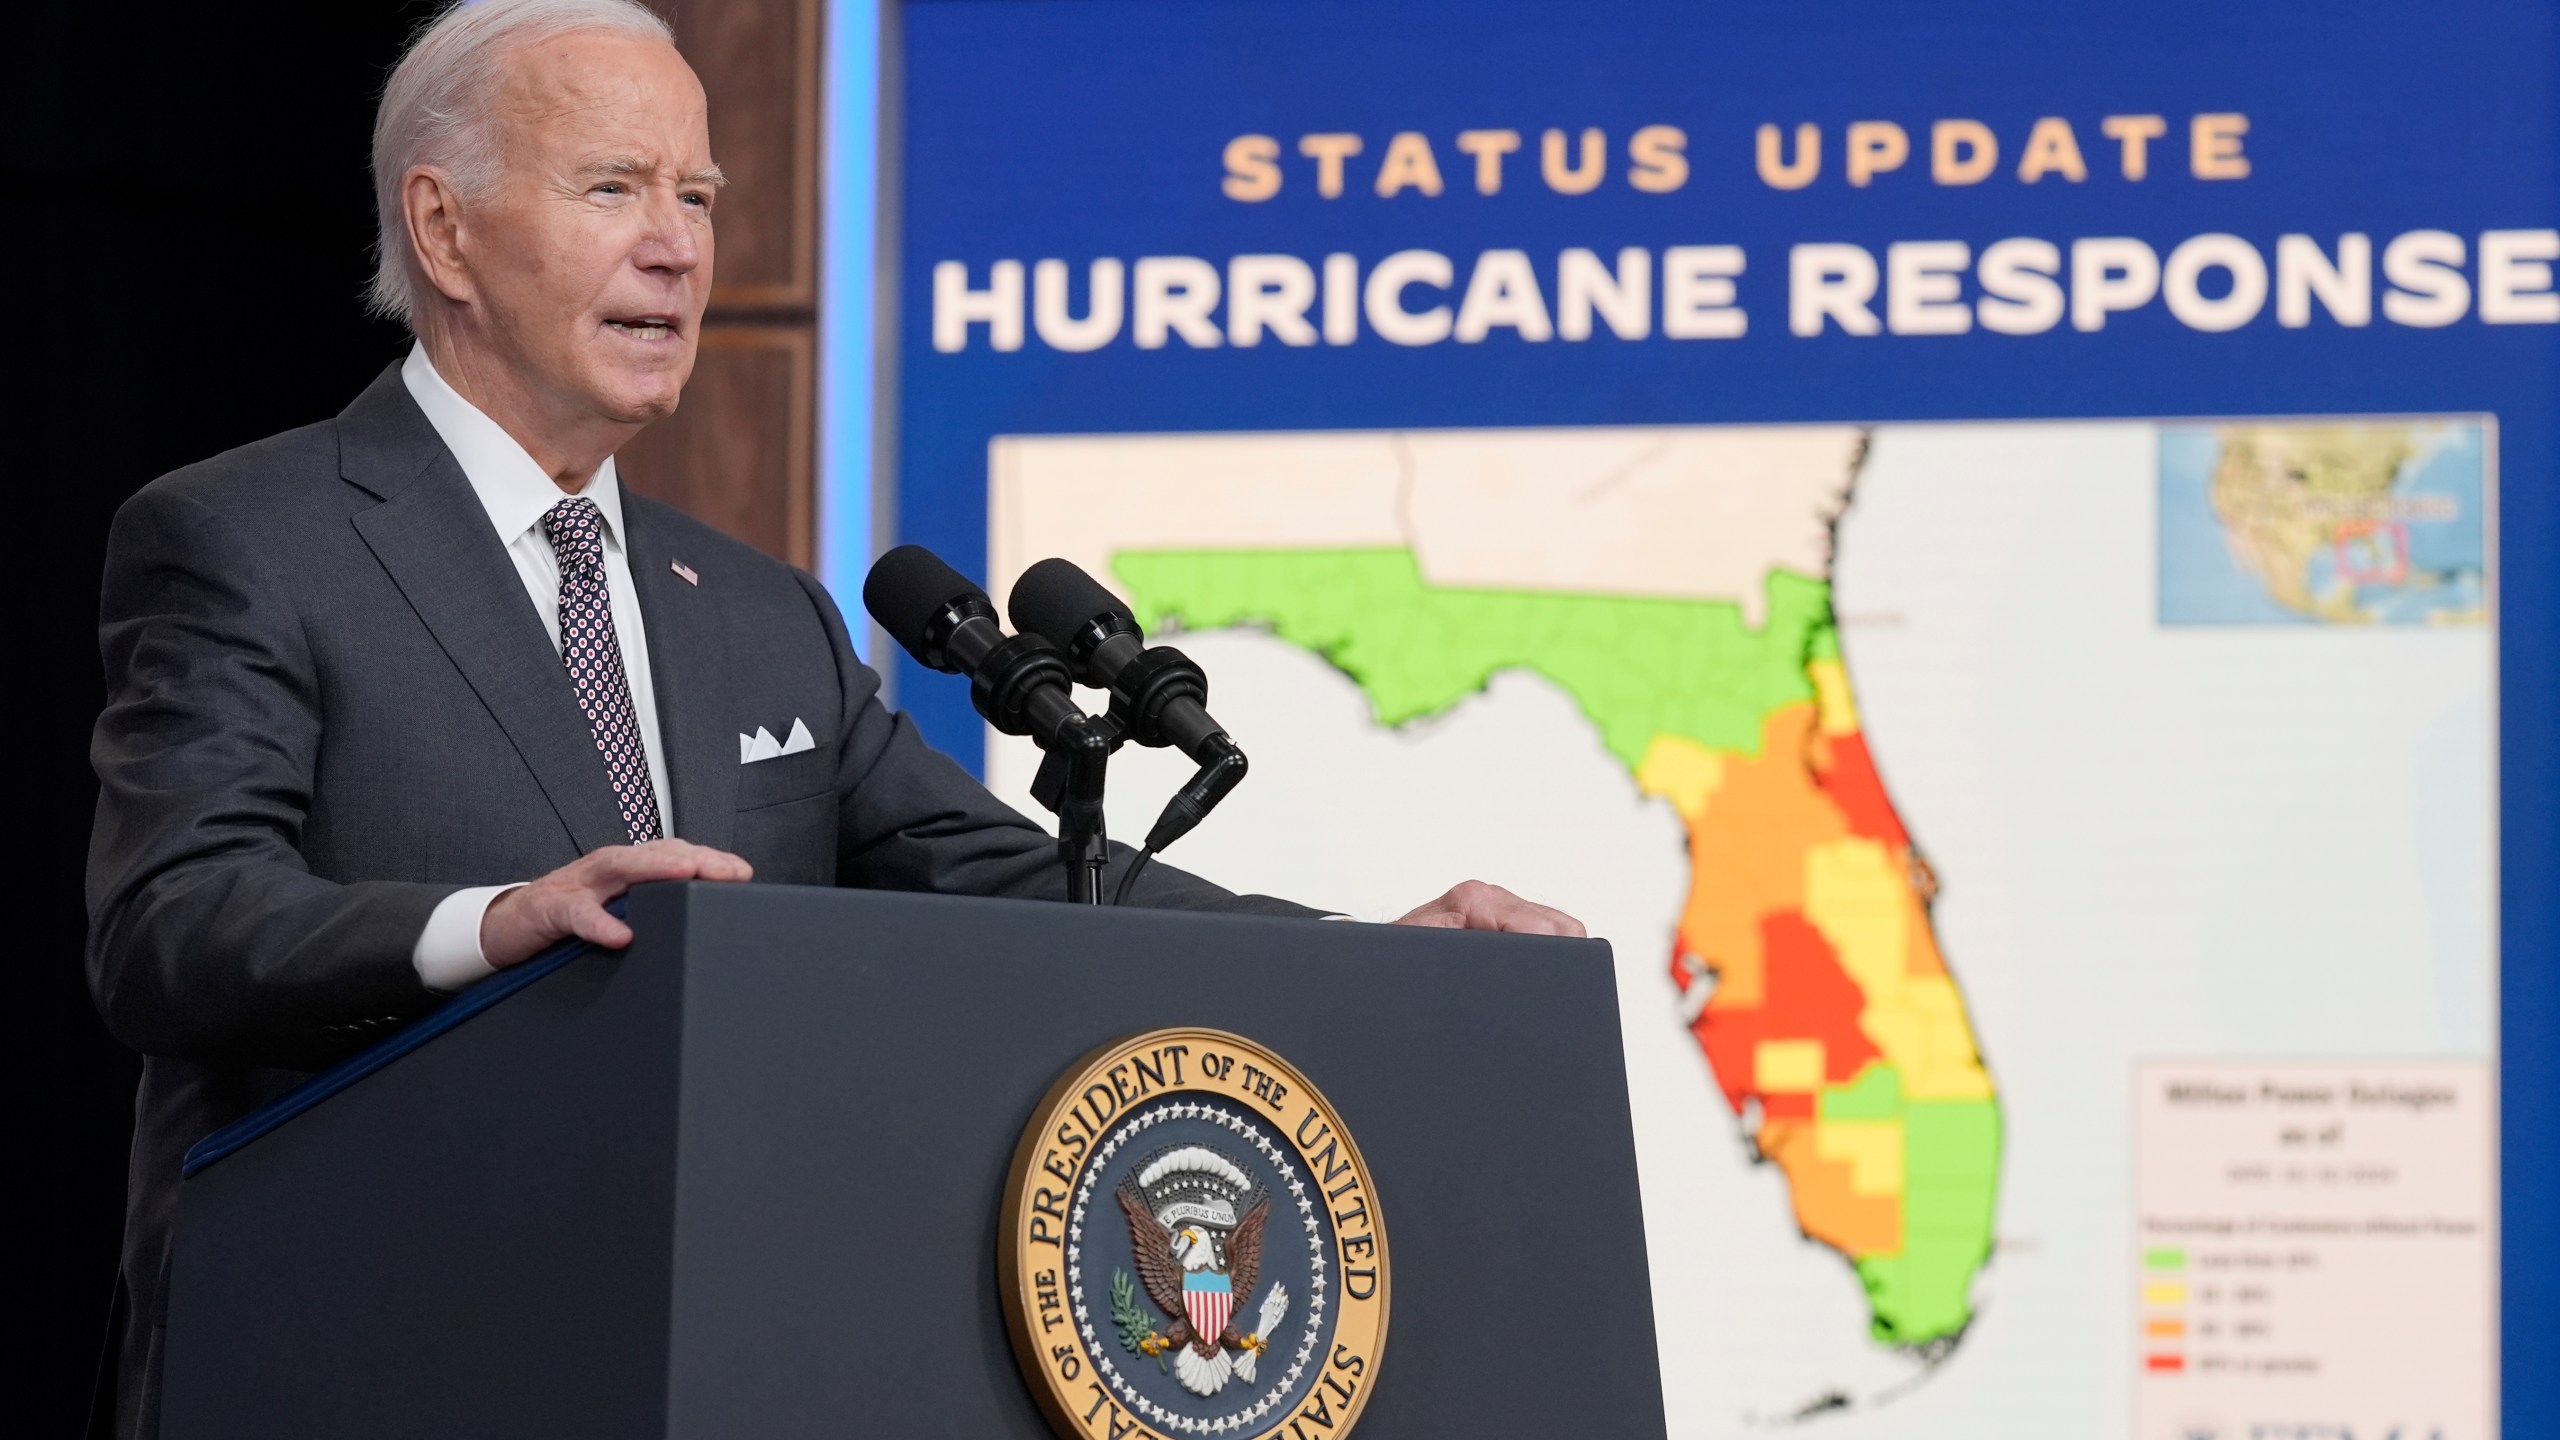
[480,840,754,969]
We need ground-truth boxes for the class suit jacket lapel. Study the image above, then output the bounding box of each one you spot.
[623,499,739,851]
[338,365,632,857]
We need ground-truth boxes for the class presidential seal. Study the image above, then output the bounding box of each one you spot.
[1000,1029,1389,1440]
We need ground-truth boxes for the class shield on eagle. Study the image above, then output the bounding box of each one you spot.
[1183,1269,1233,1344]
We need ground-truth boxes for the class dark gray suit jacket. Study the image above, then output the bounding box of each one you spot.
[85,365,1318,1436]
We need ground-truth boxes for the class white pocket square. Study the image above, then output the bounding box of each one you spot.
[740,717,817,764]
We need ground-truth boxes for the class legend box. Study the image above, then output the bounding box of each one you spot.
[2133,1060,2494,1440]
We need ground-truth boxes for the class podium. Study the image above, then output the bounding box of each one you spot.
[162,883,1665,1438]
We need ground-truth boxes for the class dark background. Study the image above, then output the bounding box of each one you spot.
[24,5,427,1430]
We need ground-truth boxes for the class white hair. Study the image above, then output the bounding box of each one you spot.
[368,0,675,326]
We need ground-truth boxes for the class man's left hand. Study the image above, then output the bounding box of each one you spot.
[1391,881,1586,936]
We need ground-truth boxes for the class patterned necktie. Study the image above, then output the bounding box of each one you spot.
[540,497,663,843]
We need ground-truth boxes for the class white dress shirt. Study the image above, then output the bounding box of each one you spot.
[400,343,675,990]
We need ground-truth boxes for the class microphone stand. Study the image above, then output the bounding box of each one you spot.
[952,623,1128,906]
[1031,714,1120,904]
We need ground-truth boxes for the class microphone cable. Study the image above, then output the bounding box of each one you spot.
[1113,846,1156,907]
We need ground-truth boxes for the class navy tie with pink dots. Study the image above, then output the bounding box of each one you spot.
[540,497,663,844]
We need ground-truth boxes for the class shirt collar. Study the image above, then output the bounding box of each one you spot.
[400,341,625,553]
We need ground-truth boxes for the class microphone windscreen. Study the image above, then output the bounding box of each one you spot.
[863,544,984,665]
[1009,557,1135,648]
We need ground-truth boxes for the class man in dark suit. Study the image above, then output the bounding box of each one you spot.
[85,1,1578,1433]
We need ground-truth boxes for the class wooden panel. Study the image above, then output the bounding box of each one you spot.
[622,326,815,567]
[660,0,821,310]
[633,0,826,568]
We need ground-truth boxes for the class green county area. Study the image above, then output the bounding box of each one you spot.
[1859,1100,2001,1348]
[1821,1063,2003,1348]
[1110,547,1834,765]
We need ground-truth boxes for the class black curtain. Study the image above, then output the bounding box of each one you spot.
[19,4,429,1428]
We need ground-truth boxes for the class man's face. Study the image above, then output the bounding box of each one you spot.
[465,31,717,427]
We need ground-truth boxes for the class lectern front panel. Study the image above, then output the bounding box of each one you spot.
[166,883,1664,1439]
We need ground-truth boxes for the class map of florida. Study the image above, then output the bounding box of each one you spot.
[1112,546,2003,1351]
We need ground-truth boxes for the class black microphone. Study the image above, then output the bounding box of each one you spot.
[861,545,1085,747]
[1007,558,1230,757]
[1007,558,1247,854]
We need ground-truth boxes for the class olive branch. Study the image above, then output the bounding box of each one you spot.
[1111,1269,1168,1372]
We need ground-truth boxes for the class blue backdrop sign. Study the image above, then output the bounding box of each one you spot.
[874,3,2553,1433]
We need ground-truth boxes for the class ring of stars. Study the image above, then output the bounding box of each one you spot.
[1064,1099,1331,1435]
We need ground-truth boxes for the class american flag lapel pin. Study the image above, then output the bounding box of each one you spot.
[671,559,699,586]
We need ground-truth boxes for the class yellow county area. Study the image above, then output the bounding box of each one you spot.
[1754,1038,1827,1093]
[1815,1119,1905,1197]
[1804,838,1995,1103]
[1864,982,1995,1102]
[1635,733,1726,819]
[1807,656,1860,737]
[1804,838,1911,992]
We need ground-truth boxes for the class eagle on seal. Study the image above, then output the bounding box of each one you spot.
[1117,1151,1273,1367]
